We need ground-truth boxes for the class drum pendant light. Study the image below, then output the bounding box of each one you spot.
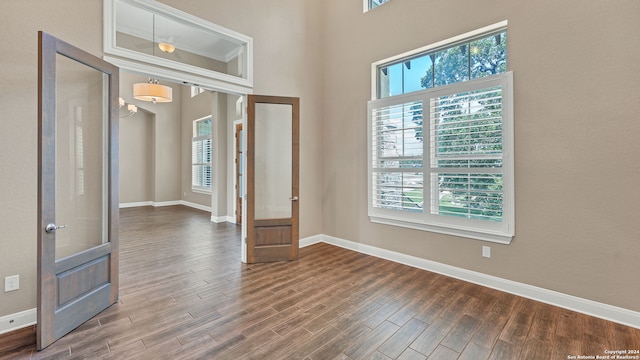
[133,78,173,104]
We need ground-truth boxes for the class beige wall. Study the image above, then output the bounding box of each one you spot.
[211,92,228,218]
[120,106,154,203]
[0,0,324,317]
[159,0,326,238]
[2,0,637,322]
[119,71,182,204]
[0,0,104,317]
[180,87,213,208]
[321,0,640,312]
[121,73,218,209]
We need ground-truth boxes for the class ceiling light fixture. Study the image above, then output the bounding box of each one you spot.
[158,42,176,53]
[133,78,172,104]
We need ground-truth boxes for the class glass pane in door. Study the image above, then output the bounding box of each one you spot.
[55,54,109,260]
[254,103,292,219]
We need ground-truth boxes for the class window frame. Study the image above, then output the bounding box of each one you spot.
[371,21,508,100]
[103,0,254,95]
[364,0,390,12]
[191,117,213,193]
[190,86,206,97]
[368,72,514,244]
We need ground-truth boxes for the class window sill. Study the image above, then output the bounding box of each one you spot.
[191,188,212,195]
[369,215,513,245]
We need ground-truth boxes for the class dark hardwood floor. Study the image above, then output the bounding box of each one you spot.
[4,205,639,359]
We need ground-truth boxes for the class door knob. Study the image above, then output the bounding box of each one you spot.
[45,223,68,233]
[289,196,299,201]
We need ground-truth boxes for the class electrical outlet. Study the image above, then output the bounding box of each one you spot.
[5,275,19,292]
[482,246,491,258]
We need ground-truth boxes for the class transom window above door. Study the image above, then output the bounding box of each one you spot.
[104,0,253,94]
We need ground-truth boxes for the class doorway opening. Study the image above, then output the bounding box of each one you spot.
[118,70,246,241]
[105,0,254,261]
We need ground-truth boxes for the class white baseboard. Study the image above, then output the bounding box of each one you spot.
[0,308,36,335]
[299,234,640,329]
[210,215,235,223]
[119,201,153,208]
[154,200,183,207]
[181,201,212,212]
[120,200,212,213]
[300,234,324,248]
[120,201,238,224]
[210,215,227,223]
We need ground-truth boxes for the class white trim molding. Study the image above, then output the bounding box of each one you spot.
[119,201,154,208]
[210,215,235,223]
[119,200,241,224]
[103,0,254,96]
[299,234,640,329]
[181,201,212,213]
[299,234,325,248]
[370,20,507,100]
[0,308,36,335]
[119,200,212,213]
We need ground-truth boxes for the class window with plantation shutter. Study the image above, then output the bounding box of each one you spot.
[192,117,212,192]
[368,73,514,243]
[429,85,504,222]
[371,99,424,213]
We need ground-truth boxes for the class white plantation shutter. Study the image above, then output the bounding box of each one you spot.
[368,72,514,243]
[370,97,424,213]
[429,86,504,222]
[192,118,212,191]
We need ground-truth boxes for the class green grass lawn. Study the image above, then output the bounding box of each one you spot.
[406,190,502,221]
[403,189,423,203]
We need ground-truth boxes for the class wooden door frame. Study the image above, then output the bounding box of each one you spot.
[233,120,243,225]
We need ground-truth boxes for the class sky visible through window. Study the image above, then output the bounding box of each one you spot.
[386,56,432,96]
[379,31,506,99]
[369,0,390,10]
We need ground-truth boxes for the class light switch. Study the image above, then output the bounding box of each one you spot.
[482,246,491,258]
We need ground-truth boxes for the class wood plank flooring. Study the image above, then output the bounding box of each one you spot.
[3,205,639,359]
